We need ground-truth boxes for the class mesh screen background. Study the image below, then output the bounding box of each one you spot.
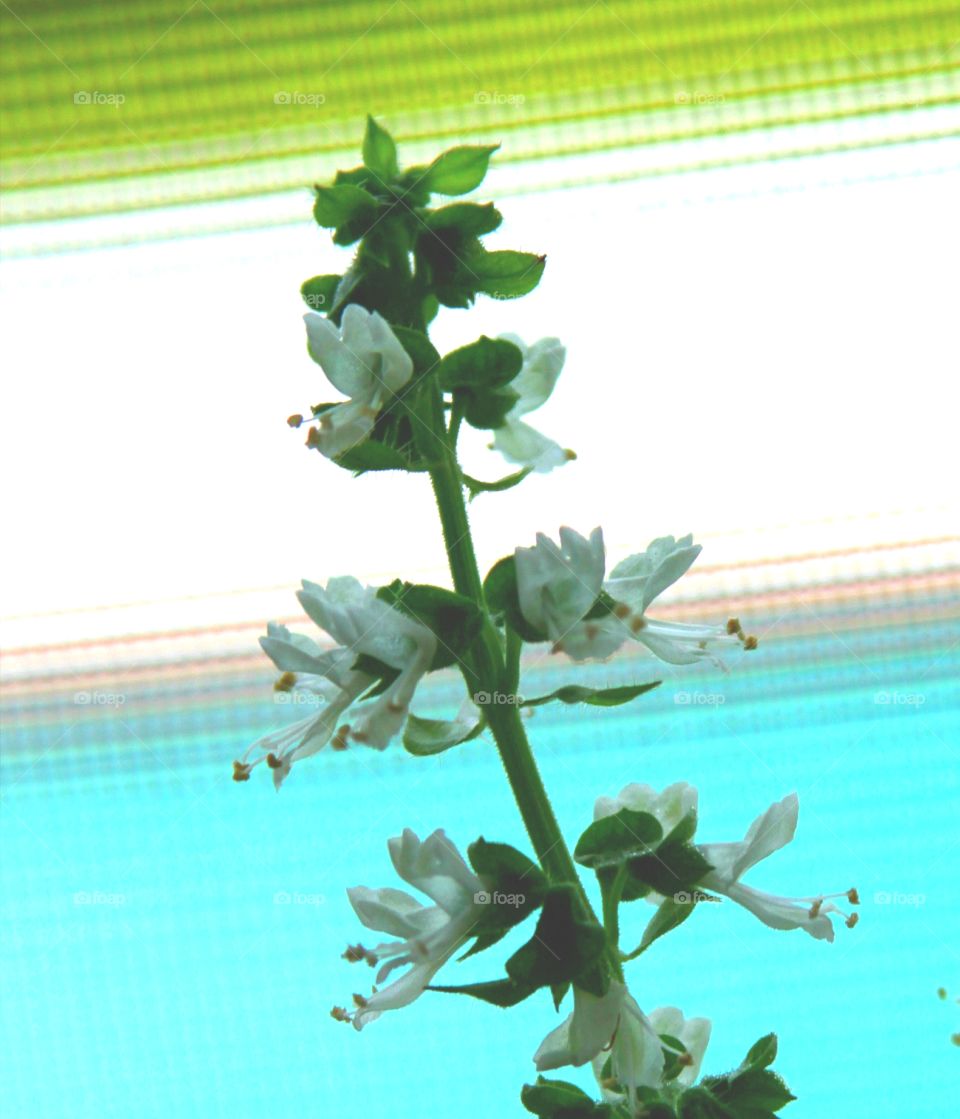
[2,3,960,1117]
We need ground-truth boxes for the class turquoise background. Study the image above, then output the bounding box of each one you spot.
[2,594,957,1117]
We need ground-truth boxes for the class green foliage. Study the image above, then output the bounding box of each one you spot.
[402,712,483,756]
[300,273,340,312]
[462,467,533,499]
[506,886,609,996]
[464,838,549,954]
[675,1035,795,1118]
[376,580,483,669]
[574,808,664,871]
[361,115,399,180]
[522,682,661,709]
[521,1077,615,1118]
[422,144,499,195]
[483,555,546,642]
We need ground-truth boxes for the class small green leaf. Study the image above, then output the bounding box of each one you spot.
[483,555,545,643]
[402,712,483,756]
[376,581,483,669]
[362,115,399,180]
[522,682,661,709]
[506,886,607,993]
[426,201,503,236]
[574,808,663,871]
[743,1033,778,1071]
[423,144,499,195]
[463,838,548,953]
[462,467,533,499]
[437,336,524,391]
[625,838,714,898]
[300,274,341,312]
[635,895,698,956]
[521,1077,601,1117]
[461,385,519,429]
[312,183,377,230]
[333,441,421,474]
[468,247,546,298]
[429,977,534,1008]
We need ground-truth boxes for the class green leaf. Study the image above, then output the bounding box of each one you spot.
[463,838,548,955]
[362,115,398,180]
[522,682,661,709]
[521,1077,602,1118]
[311,183,376,229]
[376,581,483,669]
[425,201,503,236]
[462,467,533,499]
[423,144,499,195]
[461,385,519,429]
[429,977,534,1008]
[679,1086,737,1118]
[482,555,545,643]
[506,886,607,993]
[624,838,714,899]
[334,441,420,474]
[743,1034,778,1071]
[438,336,524,391]
[300,273,341,312]
[390,325,441,382]
[635,895,698,956]
[402,712,483,756]
[574,808,663,871]
[468,247,546,298]
[701,1067,796,1114]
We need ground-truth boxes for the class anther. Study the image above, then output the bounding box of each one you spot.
[232,760,251,782]
[726,618,741,636]
[287,414,304,428]
[332,725,350,751]
[266,753,282,769]
[352,993,368,1009]
[274,672,297,693]
[846,913,859,929]
[330,1006,350,1022]
[743,635,758,650]
[848,888,860,905]
[613,602,631,620]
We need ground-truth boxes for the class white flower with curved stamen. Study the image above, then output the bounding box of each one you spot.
[699,792,859,941]
[490,335,573,472]
[302,303,413,458]
[515,527,751,666]
[342,829,485,1030]
[535,981,669,1112]
[233,578,437,788]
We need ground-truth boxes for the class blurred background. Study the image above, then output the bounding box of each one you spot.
[2,2,958,1116]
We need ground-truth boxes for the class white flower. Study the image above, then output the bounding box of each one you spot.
[490,335,573,472]
[341,829,485,1030]
[233,577,436,788]
[534,982,667,1112]
[515,527,751,665]
[699,793,859,941]
[647,1007,711,1088]
[594,782,698,833]
[302,303,413,458]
